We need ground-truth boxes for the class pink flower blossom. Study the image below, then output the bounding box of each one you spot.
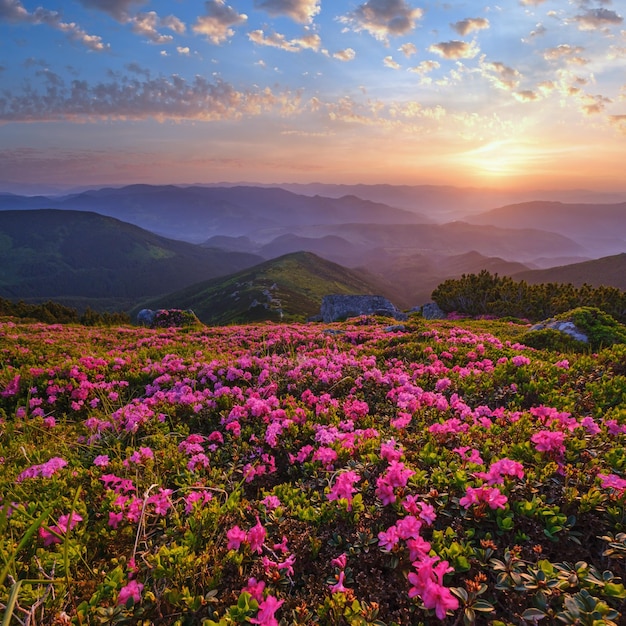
[243,578,265,603]
[247,518,266,554]
[327,470,360,510]
[227,525,247,550]
[329,570,350,594]
[249,595,284,626]
[531,430,566,456]
[117,580,144,606]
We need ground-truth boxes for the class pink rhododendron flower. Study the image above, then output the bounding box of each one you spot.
[327,470,360,510]
[243,578,265,603]
[227,525,247,550]
[531,430,566,455]
[598,473,626,496]
[117,580,144,605]
[460,486,508,510]
[249,595,284,626]
[247,518,266,554]
[93,455,110,467]
[329,570,350,594]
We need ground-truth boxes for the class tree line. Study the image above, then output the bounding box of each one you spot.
[431,270,626,323]
[0,298,130,325]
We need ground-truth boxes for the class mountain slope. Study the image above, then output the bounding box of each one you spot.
[291,221,584,263]
[468,201,626,257]
[512,253,626,290]
[133,251,399,325]
[0,209,262,309]
[0,185,430,243]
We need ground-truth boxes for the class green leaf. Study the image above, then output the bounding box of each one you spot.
[521,607,547,622]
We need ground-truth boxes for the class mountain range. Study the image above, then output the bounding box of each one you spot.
[1,184,624,323]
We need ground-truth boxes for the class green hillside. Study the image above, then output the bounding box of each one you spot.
[0,209,262,310]
[135,251,396,324]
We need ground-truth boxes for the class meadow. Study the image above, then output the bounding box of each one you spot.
[1,316,626,625]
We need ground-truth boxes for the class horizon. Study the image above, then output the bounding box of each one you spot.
[1,0,625,193]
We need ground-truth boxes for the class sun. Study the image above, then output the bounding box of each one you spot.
[456,140,543,184]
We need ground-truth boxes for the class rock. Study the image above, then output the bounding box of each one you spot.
[320,295,407,323]
[137,308,156,326]
[418,302,446,320]
[384,324,406,333]
[139,309,201,329]
[530,319,589,343]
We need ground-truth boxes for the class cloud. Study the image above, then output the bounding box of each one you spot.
[579,93,612,115]
[609,115,626,133]
[383,55,400,69]
[193,0,247,44]
[543,44,588,64]
[408,59,440,75]
[0,0,29,21]
[248,29,320,52]
[0,0,109,51]
[253,0,320,24]
[429,40,479,59]
[482,61,521,90]
[76,0,145,22]
[399,42,417,58]
[519,0,548,5]
[340,0,423,42]
[177,46,190,56]
[0,73,300,122]
[129,12,185,44]
[573,8,623,31]
[333,48,356,61]
[451,17,489,36]
[513,90,539,101]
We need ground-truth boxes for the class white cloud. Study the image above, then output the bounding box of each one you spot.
[253,0,320,24]
[573,8,623,31]
[451,17,489,36]
[398,42,417,58]
[0,1,109,51]
[429,40,479,59]
[0,73,300,122]
[408,59,440,75]
[76,0,145,22]
[482,61,521,90]
[193,0,247,44]
[383,55,400,69]
[177,46,190,56]
[333,48,356,61]
[248,29,320,52]
[340,0,423,42]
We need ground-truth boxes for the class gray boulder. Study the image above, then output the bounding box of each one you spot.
[417,302,446,320]
[321,294,407,323]
[137,308,156,326]
[530,319,589,343]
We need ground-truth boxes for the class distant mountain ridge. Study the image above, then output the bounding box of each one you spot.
[468,200,626,257]
[0,184,430,244]
[513,253,626,290]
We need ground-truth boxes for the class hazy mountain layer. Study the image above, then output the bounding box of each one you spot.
[0,185,430,244]
[468,201,626,257]
[513,253,626,290]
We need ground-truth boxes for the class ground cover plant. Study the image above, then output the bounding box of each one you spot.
[1,315,626,625]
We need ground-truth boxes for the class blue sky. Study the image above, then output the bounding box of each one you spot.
[1,0,625,192]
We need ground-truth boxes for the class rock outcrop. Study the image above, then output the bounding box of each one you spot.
[416,302,446,320]
[321,295,407,323]
[137,308,200,329]
[529,319,589,343]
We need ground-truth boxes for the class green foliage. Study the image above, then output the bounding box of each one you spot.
[432,271,626,324]
[0,297,129,325]
[520,328,587,352]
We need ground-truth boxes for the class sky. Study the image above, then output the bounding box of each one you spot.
[0,0,625,193]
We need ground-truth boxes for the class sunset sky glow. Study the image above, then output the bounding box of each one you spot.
[1,0,625,193]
